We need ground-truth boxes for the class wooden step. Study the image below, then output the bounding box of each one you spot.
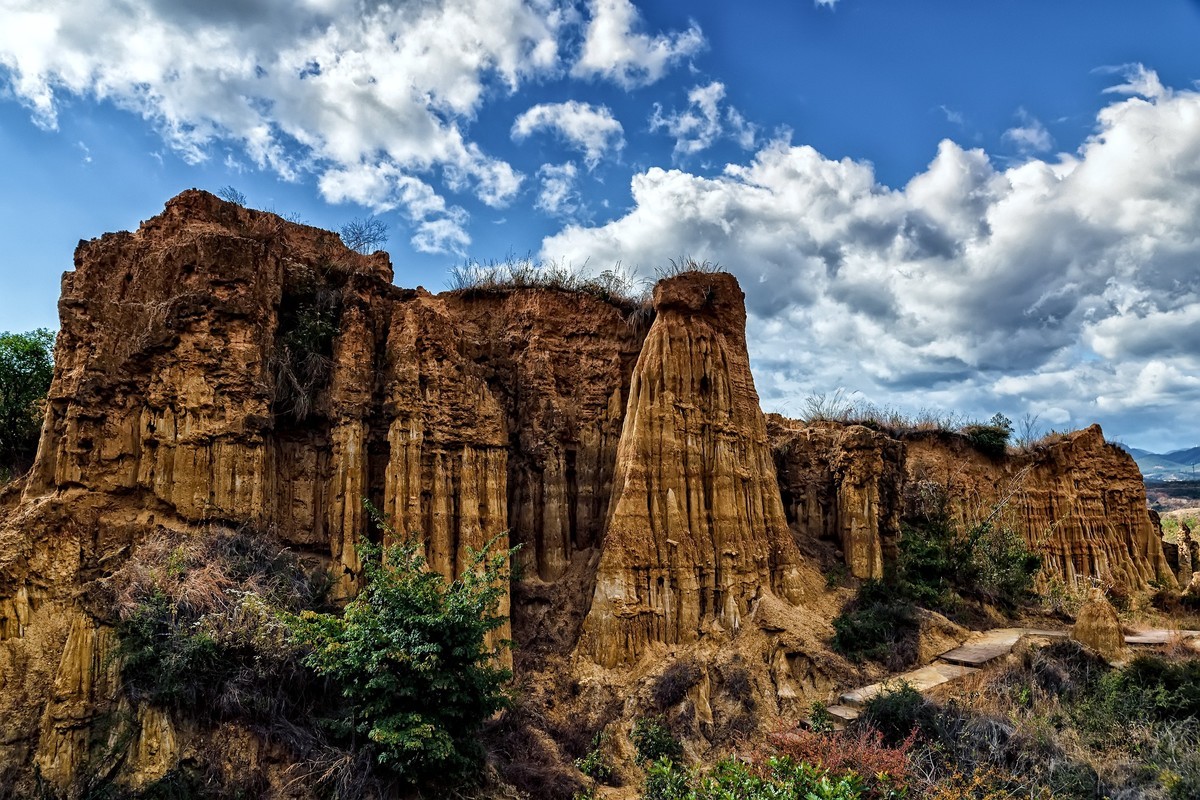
[939,627,1068,667]
[839,663,979,709]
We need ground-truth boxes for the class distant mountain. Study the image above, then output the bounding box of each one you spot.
[1116,443,1200,481]
[1164,446,1200,465]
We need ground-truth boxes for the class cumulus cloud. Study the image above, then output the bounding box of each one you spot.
[1003,108,1054,154]
[650,81,757,158]
[572,0,704,88]
[512,101,625,168]
[0,0,572,252]
[543,67,1200,445]
[534,162,583,217]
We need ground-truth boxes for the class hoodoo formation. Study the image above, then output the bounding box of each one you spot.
[0,191,1177,793]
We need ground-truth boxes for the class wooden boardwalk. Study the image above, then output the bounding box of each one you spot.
[817,625,1200,730]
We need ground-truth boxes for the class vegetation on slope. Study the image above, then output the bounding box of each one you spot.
[102,503,515,798]
[832,482,1042,669]
[0,328,54,479]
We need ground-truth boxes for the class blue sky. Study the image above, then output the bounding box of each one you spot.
[2,0,1199,451]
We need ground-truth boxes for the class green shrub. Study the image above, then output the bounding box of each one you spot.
[860,683,935,747]
[642,757,691,800]
[631,716,682,765]
[288,526,515,788]
[575,731,615,784]
[832,580,920,670]
[962,413,1012,458]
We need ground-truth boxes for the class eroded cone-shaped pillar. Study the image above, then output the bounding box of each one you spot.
[579,272,816,667]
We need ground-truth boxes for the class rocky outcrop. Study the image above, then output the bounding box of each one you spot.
[770,420,904,579]
[578,274,817,667]
[0,190,1179,793]
[1071,590,1126,660]
[770,421,1176,591]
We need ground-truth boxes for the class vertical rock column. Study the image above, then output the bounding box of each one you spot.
[579,272,816,667]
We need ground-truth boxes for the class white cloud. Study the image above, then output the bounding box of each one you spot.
[572,0,704,88]
[0,0,570,252]
[814,0,841,7]
[650,81,756,158]
[1003,108,1054,154]
[534,161,582,217]
[1101,63,1168,101]
[512,101,625,168]
[542,67,1200,446]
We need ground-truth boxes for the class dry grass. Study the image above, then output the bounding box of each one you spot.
[446,257,652,311]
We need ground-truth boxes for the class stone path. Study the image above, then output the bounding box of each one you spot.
[816,625,1200,730]
[819,627,1066,730]
[1123,628,1200,646]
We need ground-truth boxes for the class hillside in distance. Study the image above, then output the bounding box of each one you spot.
[1118,443,1200,482]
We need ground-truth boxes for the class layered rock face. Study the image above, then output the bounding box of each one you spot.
[770,420,1175,590]
[0,190,1177,793]
[770,420,904,580]
[579,274,816,667]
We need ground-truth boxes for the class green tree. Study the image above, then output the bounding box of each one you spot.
[0,328,55,472]
[288,515,515,788]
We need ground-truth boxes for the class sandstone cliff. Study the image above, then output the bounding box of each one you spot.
[770,419,1175,590]
[0,190,1176,796]
[578,273,818,667]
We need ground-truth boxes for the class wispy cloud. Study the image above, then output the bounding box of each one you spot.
[650,82,756,158]
[1003,108,1054,154]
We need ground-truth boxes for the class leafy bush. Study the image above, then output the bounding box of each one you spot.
[630,716,682,765]
[575,731,614,784]
[642,758,692,800]
[831,580,921,669]
[859,683,936,747]
[0,328,54,474]
[288,529,515,788]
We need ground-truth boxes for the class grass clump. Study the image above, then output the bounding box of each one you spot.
[641,756,883,800]
[112,527,323,717]
[447,257,651,311]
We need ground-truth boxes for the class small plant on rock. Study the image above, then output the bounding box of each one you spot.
[631,716,683,765]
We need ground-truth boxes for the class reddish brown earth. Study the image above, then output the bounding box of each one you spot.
[0,191,1175,796]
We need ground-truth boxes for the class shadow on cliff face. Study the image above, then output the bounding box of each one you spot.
[270,263,344,425]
